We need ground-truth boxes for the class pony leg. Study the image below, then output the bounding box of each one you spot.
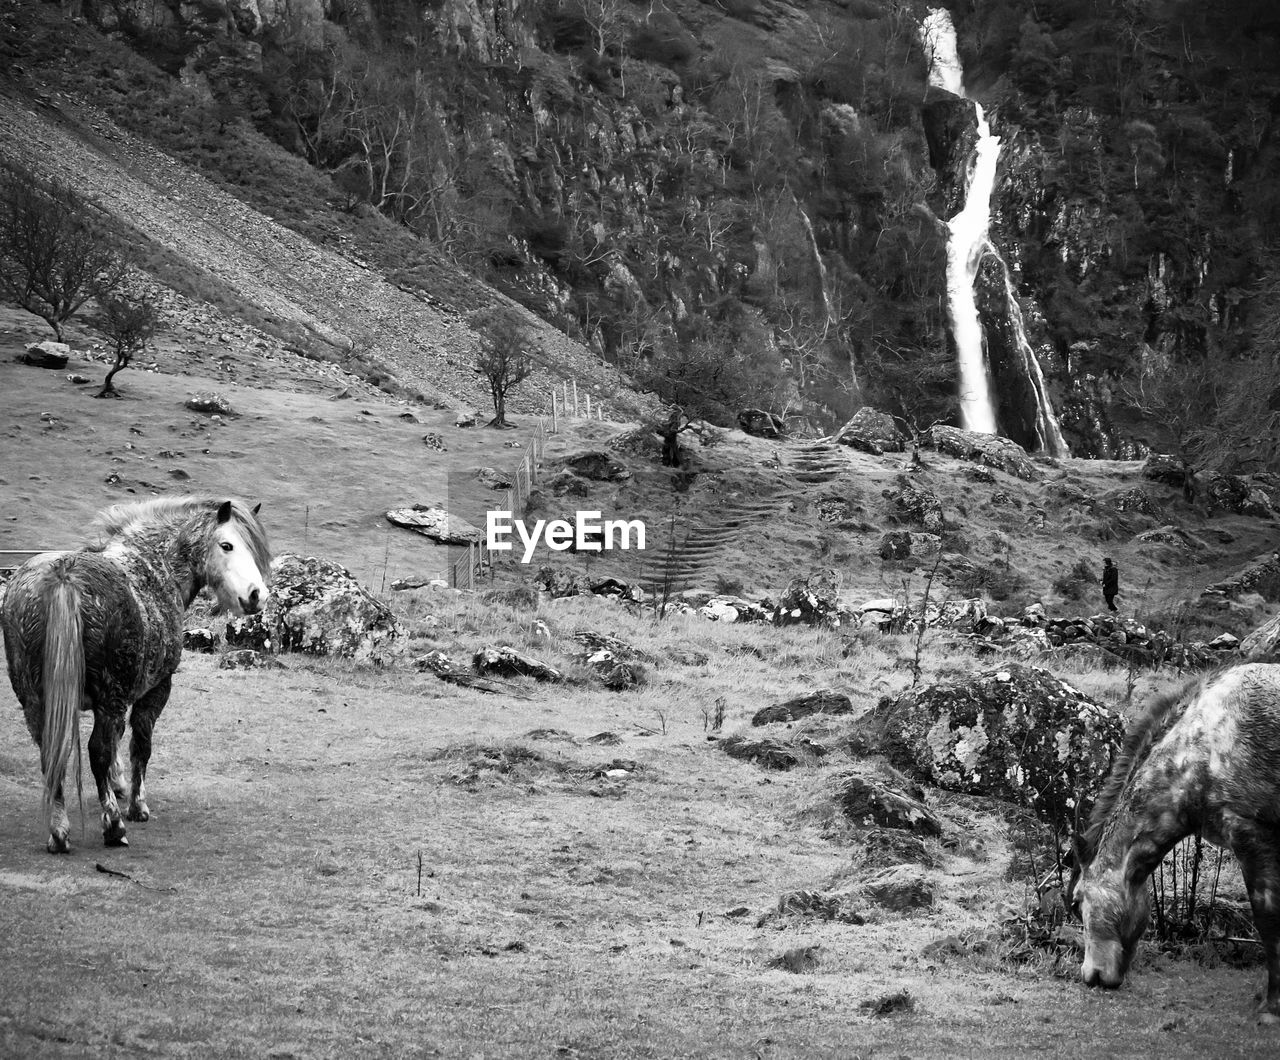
[106,714,129,801]
[88,710,128,847]
[127,677,171,823]
[46,779,70,855]
[1233,825,1280,1023]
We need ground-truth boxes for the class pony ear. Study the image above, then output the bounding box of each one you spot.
[252,502,262,516]
[217,500,233,525]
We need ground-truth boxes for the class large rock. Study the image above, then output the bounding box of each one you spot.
[773,568,846,628]
[864,663,1123,829]
[386,505,484,544]
[1142,452,1187,487]
[20,341,69,369]
[475,466,513,490]
[556,451,631,482]
[698,595,769,623]
[1206,474,1274,518]
[922,425,1037,481]
[224,554,403,663]
[836,407,905,455]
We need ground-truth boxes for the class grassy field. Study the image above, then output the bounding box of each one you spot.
[1,589,1277,1059]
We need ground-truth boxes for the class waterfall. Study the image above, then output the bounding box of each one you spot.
[921,8,1068,455]
[793,192,835,333]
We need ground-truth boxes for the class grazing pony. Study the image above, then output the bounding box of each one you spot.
[1070,664,1280,1023]
[1,498,270,853]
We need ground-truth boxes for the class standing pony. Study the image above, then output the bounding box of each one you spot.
[1069,664,1280,1023]
[1,498,270,853]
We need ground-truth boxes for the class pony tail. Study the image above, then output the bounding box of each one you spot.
[40,574,84,832]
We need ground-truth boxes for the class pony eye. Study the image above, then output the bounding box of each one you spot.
[220,542,234,552]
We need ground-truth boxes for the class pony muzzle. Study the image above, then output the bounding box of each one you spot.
[1081,941,1126,990]
[238,586,267,615]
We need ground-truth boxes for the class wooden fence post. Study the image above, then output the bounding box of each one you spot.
[572,379,579,417]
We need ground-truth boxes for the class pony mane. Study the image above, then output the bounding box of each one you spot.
[1077,679,1197,866]
[91,497,271,573]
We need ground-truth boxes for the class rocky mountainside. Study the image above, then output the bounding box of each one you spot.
[2,0,1279,458]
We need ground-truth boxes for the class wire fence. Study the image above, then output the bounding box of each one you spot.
[548,378,607,432]
[446,418,546,590]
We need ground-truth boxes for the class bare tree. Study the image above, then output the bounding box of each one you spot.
[0,165,126,341]
[95,293,162,398]
[472,307,535,428]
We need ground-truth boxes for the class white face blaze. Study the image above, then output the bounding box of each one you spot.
[209,518,269,615]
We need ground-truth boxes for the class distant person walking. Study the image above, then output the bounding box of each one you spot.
[1102,557,1119,612]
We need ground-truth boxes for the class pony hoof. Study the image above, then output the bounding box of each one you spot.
[126,804,150,823]
[103,821,129,847]
[47,832,71,854]
[1257,1011,1280,1027]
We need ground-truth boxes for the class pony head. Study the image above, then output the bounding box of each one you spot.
[206,500,271,615]
[1070,850,1151,989]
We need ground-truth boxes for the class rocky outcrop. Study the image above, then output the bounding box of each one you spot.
[922,425,1037,481]
[1205,553,1280,601]
[183,627,219,653]
[862,663,1124,829]
[224,553,402,663]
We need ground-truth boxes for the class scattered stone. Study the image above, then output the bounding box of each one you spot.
[67,373,90,384]
[1103,486,1164,519]
[386,505,484,544]
[1142,452,1187,487]
[390,576,435,591]
[859,867,936,912]
[224,554,403,663]
[421,432,447,451]
[183,627,219,653]
[586,731,622,746]
[218,649,281,670]
[859,989,915,1016]
[185,391,236,416]
[773,568,846,628]
[475,466,513,490]
[544,469,590,496]
[738,408,786,439]
[835,407,904,455]
[455,411,478,428]
[878,530,942,561]
[665,647,709,666]
[572,630,653,661]
[856,828,938,870]
[767,945,820,973]
[473,645,562,682]
[584,649,646,691]
[718,734,804,771]
[20,341,70,369]
[922,424,1037,480]
[699,596,769,623]
[556,451,631,482]
[835,773,942,836]
[535,566,589,598]
[752,690,853,726]
[884,478,944,531]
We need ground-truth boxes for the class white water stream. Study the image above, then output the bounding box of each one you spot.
[921,9,1067,454]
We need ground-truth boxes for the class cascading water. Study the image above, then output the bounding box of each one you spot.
[920,8,1068,455]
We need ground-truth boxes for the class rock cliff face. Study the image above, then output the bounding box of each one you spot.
[52,0,1280,444]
